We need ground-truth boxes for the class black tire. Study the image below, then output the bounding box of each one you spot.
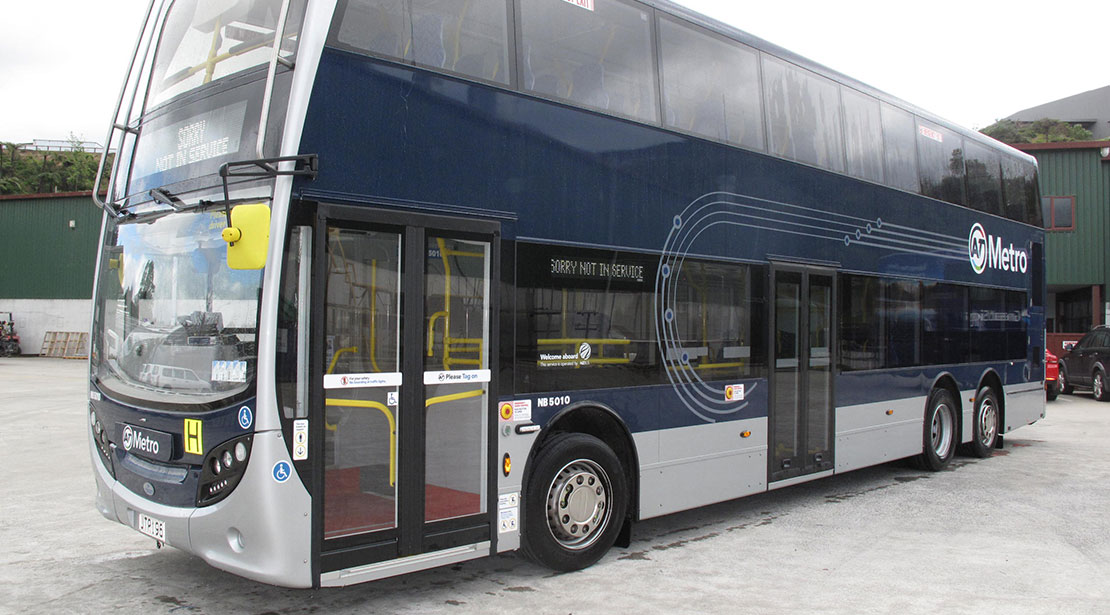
[964,386,1000,458]
[916,388,957,471]
[1046,380,1059,402]
[1059,366,1073,395]
[1094,369,1110,402]
[521,432,628,572]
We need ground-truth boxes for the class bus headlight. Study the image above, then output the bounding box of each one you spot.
[197,434,253,506]
[89,405,115,478]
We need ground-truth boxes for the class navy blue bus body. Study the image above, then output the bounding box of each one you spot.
[295,49,1044,437]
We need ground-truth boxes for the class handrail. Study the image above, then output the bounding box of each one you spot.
[425,388,484,408]
[93,0,160,215]
[327,346,358,375]
[325,398,396,487]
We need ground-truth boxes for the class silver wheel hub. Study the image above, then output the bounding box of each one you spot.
[546,459,610,551]
[931,403,954,458]
[1095,373,1104,398]
[978,398,998,447]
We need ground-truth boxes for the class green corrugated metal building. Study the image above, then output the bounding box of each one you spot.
[0,192,102,299]
[0,191,103,355]
[1016,142,1110,345]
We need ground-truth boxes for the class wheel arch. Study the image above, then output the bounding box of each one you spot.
[528,402,640,522]
[928,372,964,435]
[977,369,1006,433]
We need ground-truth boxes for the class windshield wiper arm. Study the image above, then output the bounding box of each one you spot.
[149,187,184,210]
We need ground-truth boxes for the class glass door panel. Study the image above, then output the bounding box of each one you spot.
[773,272,802,475]
[807,275,833,466]
[423,236,490,523]
[322,227,403,540]
[771,267,834,482]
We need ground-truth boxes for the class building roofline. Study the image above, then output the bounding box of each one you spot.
[0,191,104,202]
[1012,141,1110,152]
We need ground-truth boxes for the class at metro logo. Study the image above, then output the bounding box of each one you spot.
[968,223,1028,275]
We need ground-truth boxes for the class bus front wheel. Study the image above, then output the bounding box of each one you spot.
[521,432,628,572]
[917,388,957,471]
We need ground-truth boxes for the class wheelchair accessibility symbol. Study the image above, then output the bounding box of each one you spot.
[238,406,253,430]
[272,461,292,483]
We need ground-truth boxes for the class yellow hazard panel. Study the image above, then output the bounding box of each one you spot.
[184,419,204,455]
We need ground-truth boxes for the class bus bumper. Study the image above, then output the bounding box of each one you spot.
[90,429,313,588]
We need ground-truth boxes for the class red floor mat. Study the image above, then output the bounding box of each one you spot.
[324,467,481,538]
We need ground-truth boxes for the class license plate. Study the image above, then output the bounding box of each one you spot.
[137,513,166,542]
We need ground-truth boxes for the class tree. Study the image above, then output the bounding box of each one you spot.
[980,118,1093,144]
[0,135,107,195]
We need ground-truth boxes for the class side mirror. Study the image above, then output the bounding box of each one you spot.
[222,204,270,270]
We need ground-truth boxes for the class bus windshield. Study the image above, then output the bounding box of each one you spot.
[93,209,262,409]
[148,0,300,108]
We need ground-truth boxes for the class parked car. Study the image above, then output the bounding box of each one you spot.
[1058,325,1110,401]
[1046,349,1060,401]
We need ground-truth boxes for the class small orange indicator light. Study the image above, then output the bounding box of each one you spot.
[499,402,514,421]
[740,431,752,438]
[886,410,894,416]
[503,453,512,476]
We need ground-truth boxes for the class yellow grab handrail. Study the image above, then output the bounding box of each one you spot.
[425,388,484,408]
[325,398,397,487]
[327,346,359,375]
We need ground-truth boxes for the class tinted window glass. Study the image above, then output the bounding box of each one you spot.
[921,282,968,366]
[1002,157,1040,226]
[916,119,965,205]
[516,244,660,393]
[333,0,511,84]
[970,287,1025,361]
[669,260,766,380]
[965,140,1002,216]
[520,0,658,122]
[839,275,883,371]
[884,280,920,368]
[658,16,763,150]
[880,103,919,192]
[762,56,844,172]
[841,87,884,183]
[335,0,412,61]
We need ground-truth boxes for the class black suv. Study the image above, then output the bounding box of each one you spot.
[1059,325,1110,401]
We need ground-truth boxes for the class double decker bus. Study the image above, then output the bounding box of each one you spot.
[89,0,1045,588]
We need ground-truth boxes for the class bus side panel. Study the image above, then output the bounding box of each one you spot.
[835,397,924,474]
[636,418,767,520]
[1001,383,1046,433]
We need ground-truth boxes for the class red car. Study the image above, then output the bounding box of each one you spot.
[1046,349,1060,401]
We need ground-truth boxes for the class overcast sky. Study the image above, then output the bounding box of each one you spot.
[1,0,1106,146]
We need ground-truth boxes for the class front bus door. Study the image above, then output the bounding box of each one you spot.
[312,205,498,579]
[770,265,835,484]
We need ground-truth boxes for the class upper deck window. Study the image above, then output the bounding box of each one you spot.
[916,119,965,206]
[880,103,919,192]
[333,0,512,85]
[762,56,844,173]
[519,0,658,123]
[841,87,884,184]
[148,0,304,108]
[965,140,1003,217]
[657,16,763,151]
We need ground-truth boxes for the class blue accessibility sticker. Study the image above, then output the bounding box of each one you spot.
[272,461,291,483]
[238,406,253,430]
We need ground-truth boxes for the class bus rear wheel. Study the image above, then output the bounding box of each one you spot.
[916,388,956,471]
[522,432,628,572]
[963,386,999,458]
